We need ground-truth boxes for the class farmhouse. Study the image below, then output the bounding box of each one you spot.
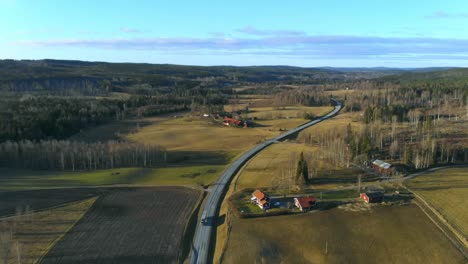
[360,191,384,203]
[372,159,394,175]
[251,189,270,210]
[223,117,249,127]
[294,196,317,212]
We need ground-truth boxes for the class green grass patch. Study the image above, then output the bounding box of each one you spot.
[318,189,360,200]
[0,165,224,190]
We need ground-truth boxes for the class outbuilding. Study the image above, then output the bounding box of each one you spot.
[294,196,317,212]
[372,159,394,175]
[360,191,384,203]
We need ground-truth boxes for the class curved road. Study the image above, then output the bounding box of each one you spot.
[190,99,342,264]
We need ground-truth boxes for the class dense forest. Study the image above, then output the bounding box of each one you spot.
[0,94,226,142]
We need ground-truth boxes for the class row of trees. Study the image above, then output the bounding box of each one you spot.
[0,140,166,170]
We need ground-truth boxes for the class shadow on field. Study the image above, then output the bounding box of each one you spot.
[0,188,107,217]
[179,191,206,263]
[44,255,173,264]
[309,174,379,184]
[217,214,226,226]
[167,151,231,166]
[411,184,468,192]
[70,120,156,143]
[249,122,272,128]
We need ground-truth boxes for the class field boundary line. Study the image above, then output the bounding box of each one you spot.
[179,190,205,264]
[0,183,203,194]
[0,196,100,221]
[406,187,468,259]
[35,197,98,264]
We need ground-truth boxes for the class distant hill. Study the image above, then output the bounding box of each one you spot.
[378,68,468,82]
[0,60,348,95]
[1,60,465,95]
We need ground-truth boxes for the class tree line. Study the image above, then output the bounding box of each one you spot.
[0,140,166,170]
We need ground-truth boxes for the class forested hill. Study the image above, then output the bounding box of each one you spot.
[0,59,348,95]
[378,68,468,82]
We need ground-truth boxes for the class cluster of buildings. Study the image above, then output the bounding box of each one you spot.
[250,187,385,213]
[250,189,317,212]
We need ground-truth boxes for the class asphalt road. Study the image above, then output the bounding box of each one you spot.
[190,100,342,264]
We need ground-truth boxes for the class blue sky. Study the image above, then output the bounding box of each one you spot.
[1,0,468,67]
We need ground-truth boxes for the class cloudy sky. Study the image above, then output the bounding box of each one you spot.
[1,0,468,67]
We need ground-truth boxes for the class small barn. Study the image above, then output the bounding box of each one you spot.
[360,191,384,203]
[372,159,394,175]
[251,189,270,210]
[294,196,317,212]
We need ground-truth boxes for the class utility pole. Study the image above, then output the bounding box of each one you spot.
[358,174,362,193]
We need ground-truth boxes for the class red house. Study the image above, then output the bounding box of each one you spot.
[294,196,317,212]
[360,192,384,203]
[251,189,270,210]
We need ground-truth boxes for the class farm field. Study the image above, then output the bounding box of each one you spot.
[406,167,468,238]
[247,106,333,133]
[222,204,465,264]
[245,106,332,120]
[0,198,97,264]
[0,165,223,191]
[0,188,104,216]
[41,187,201,264]
[298,111,361,138]
[127,117,275,154]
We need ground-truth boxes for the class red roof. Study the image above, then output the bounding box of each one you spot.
[252,189,266,201]
[295,197,316,208]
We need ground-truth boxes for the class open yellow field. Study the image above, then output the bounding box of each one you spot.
[298,111,361,138]
[246,106,333,119]
[406,167,468,238]
[0,198,96,264]
[127,106,333,153]
[232,142,318,191]
[222,205,465,264]
[127,117,275,154]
